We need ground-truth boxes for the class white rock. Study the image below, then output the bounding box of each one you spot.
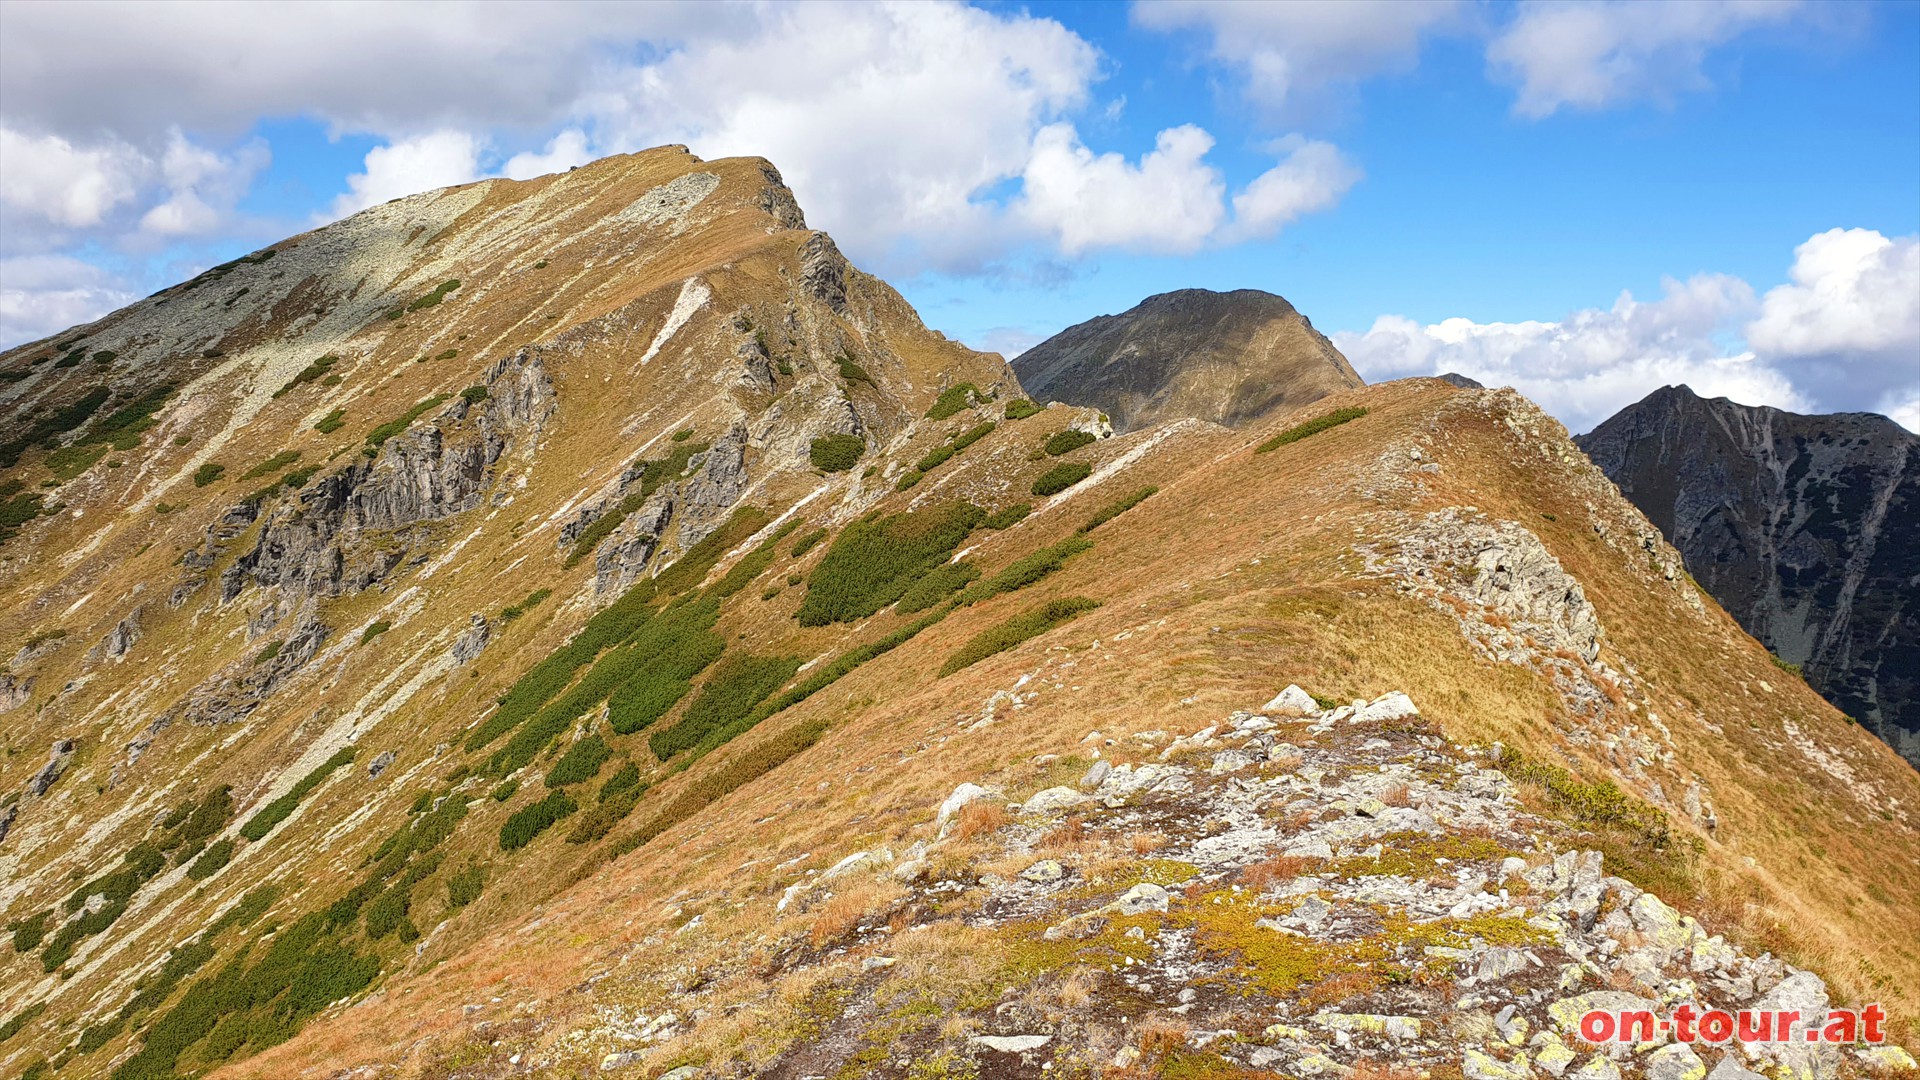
[1080,759,1112,790]
[1355,692,1419,723]
[600,1051,642,1071]
[1644,1044,1706,1080]
[1111,882,1170,915]
[1570,1056,1622,1080]
[970,1034,1052,1052]
[1705,1056,1765,1080]
[1262,684,1319,716]
[936,782,991,835]
[1019,786,1088,815]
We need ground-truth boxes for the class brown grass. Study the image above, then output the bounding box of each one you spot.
[1238,854,1319,890]
[952,800,1008,842]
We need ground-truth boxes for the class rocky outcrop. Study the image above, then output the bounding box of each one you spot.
[167,617,330,727]
[731,690,1897,1078]
[1013,288,1364,433]
[28,738,76,796]
[450,615,491,664]
[92,607,144,662]
[0,671,31,711]
[225,350,556,602]
[798,233,849,315]
[1577,386,1919,765]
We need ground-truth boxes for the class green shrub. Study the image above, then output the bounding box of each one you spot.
[940,597,1100,676]
[790,527,827,558]
[9,910,51,952]
[1030,461,1091,496]
[1044,429,1095,456]
[242,450,301,481]
[796,501,983,626]
[459,384,488,404]
[314,409,346,434]
[490,778,519,802]
[0,385,110,468]
[253,641,282,665]
[1254,406,1368,453]
[809,433,865,472]
[499,791,578,850]
[46,442,109,481]
[968,535,1091,597]
[1,491,47,542]
[366,393,451,449]
[545,734,611,787]
[649,653,801,760]
[915,421,996,474]
[897,561,978,614]
[437,349,459,361]
[1003,399,1044,420]
[598,762,642,803]
[894,469,922,491]
[982,503,1031,530]
[406,279,461,312]
[710,518,801,599]
[239,747,355,842]
[360,620,391,645]
[361,883,410,938]
[836,354,873,385]
[1078,485,1157,534]
[192,462,226,487]
[185,839,233,881]
[499,588,551,620]
[925,383,978,420]
[272,356,339,399]
[1769,654,1803,677]
[446,864,486,909]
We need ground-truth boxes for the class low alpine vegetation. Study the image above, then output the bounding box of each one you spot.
[272,356,339,399]
[809,433,864,472]
[1079,485,1157,534]
[1254,406,1368,453]
[940,596,1101,676]
[1003,398,1044,420]
[925,382,978,420]
[1030,460,1091,496]
[796,501,983,625]
[1044,429,1095,456]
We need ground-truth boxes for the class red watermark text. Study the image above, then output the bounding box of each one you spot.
[1579,1004,1888,1045]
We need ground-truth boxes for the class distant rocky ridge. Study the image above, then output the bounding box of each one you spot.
[1577,385,1919,766]
[1012,288,1363,432]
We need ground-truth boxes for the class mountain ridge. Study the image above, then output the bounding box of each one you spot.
[1,152,1915,1078]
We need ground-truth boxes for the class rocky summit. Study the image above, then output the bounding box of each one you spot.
[1012,288,1364,433]
[1578,385,1919,768]
[1,150,1916,1079]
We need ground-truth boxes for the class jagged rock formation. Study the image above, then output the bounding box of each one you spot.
[1577,385,1919,766]
[1012,288,1364,432]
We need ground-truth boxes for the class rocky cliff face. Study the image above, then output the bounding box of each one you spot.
[1576,385,1918,766]
[1012,288,1364,433]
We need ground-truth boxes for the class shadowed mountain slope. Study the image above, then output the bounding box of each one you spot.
[1011,288,1363,433]
[1577,385,1918,767]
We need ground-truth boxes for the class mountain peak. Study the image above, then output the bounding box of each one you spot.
[1011,287,1363,433]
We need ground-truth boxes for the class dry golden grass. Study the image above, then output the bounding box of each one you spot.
[808,878,905,947]
[951,800,1009,842]
[1238,853,1320,891]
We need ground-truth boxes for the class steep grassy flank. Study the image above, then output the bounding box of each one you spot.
[1078,485,1157,534]
[238,748,356,842]
[940,596,1101,676]
[796,502,983,626]
[565,438,710,567]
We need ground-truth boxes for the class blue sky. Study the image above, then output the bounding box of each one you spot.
[2,0,1915,431]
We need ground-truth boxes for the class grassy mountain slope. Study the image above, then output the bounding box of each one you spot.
[0,151,1913,1079]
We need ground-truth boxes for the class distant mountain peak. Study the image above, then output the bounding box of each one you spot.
[1011,286,1363,433]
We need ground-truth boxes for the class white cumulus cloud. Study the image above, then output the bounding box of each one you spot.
[0,128,145,228]
[1487,0,1803,117]
[1228,138,1362,241]
[1134,0,1463,113]
[1747,227,1920,410]
[1336,228,1920,430]
[502,130,594,181]
[1334,272,1812,432]
[331,131,486,219]
[1018,124,1226,256]
[0,254,137,348]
